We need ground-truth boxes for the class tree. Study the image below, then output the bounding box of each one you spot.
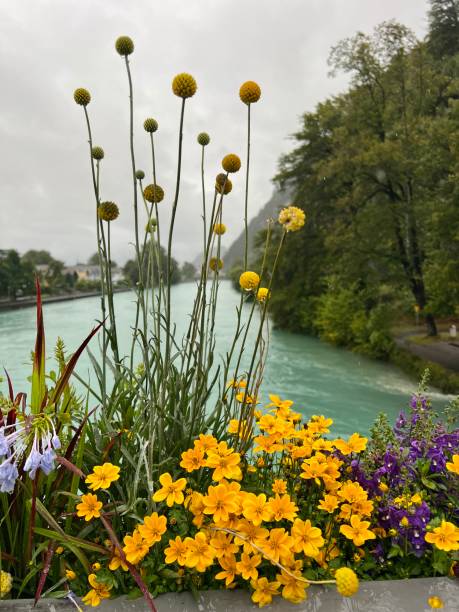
[428,0,459,59]
[87,252,117,268]
[123,244,181,286]
[180,261,196,281]
[0,250,35,299]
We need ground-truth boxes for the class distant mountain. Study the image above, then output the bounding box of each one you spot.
[224,188,292,270]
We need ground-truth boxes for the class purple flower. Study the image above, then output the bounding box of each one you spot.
[0,458,19,493]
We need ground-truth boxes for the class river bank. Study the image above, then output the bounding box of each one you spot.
[0,288,130,311]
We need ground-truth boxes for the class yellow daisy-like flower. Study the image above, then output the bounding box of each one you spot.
[239,271,260,291]
[138,512,167,546]
[334,433,367,455]
[215,554,238,586]
[65,569,76,581]
[152,472,187,507]
[318,494,339,514]
[428,595,444,609]
[86,463,120,491]
[446,454,459,475]
[239,81,261,105]
[262,528,293,563]
[222,154,241,173]
[81,573,112,607]
[250,577,280,608]
[291,518,324,557]
[164,536,188,565]
[340,515,376,547]
[172,73,197,98]
[276,568,308,604]
[335,567,359,597]
[206,447,242,481]
[243,493,271,526]
[267,494,298,522]
[256,287,270,303]
[122,529,150,565]
[425,520,459,552]
[76,493,102,522]
[184,532,214,572]
[203,483,238,524]
[272,479,287,495]
[213,223,227,235]
[278,205,305,232]
[180,446,206,472]
[209,532,239,559]
[236,552,261,581]
[108,547,128,572]
[0,571,13,597]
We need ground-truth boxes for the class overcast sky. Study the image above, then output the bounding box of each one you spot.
[0,0,429,266]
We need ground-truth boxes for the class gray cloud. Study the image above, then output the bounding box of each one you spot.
[0,0,428,265]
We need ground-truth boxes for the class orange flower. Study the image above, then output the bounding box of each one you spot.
[236,552,261,581]
[184,532,214,572]
[243,493,271,526]
[425,521,459,552]
[318,494,339,513]
[334,433,367,455]
[262,528,293,563]
[215,554,238,586]
[81,573,112,607]
[180,447,206,472]
[122,529,150,565]
[164,536,188,565]
[206,446,242,481]
[272,479,287,495]
[266,494,298,522]
[203,484,239,524]
[138,512,167,546]
[209,532,239,559]
[85,463,120,490]
[250,577,280,607]
[340,515,376,546]
[76,493,102,521]
[291,519,324,557]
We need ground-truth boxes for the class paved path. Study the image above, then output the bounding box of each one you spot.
[395,329,459,373]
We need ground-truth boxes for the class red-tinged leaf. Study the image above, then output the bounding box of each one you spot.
[34,540,55,605]
[31,278,46,413]
[99,514,157,612]
[55,455,85,479]
[52,321,104,405]
[4,368,14,401]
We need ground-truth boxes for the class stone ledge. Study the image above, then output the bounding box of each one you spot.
[1,578,458,611]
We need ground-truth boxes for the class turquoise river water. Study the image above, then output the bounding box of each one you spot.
[0,281,452,437]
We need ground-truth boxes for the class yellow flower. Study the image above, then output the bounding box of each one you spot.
[335,567,359,597]
[334,433,367,455]
[379,482,389,493]
[143,183,165,203]
[318,494,339,513]
[122,529,150,565]
[194,433,219,453]
[0,571,13,597]
[65,569,76,581]
[276,568,308,604]
[86,463,120,491]
[209,257,224,271]
[428,596,444,609]
[203,484,239,524]
[291,519,324,557]
[228,419,250,437]
[172,73,197,98]
[98,202,119,222]
[138,512,167,546]
[242,493,271,526]
[206,447,242,481]
[235,391,258,405]
[73,87,91,106]
[308,415,333,433]
[250,577,280,607]
[76,493,102,521]
[236,552,261,581]
[338,481,368,503]
[115,35,134,56]
[209,532,239,559]
[239,271,260,291]
[215,173,233,194]
[213,223,226,235]
[91,562,101,571]
[180,447,206,472]
[278,205,305,232]
[446,454,459,475]
[152,472,187,507]
[267,494,298,522]
[184,532,214,572]
[55,546,64,555]
[108,547,128,572]
[222,153,241,173]
[263,528,293,563]
[272,479,287,495]
[340,515,376,547]
[81,573,112,607]
[425,521,459,552]
[239,81,261,105]
[164,536,188,565]
[215,554,238,586]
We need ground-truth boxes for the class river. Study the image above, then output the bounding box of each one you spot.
[0,281,451,436]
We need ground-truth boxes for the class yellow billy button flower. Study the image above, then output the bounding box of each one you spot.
[76,493,102,521]
[122,529,150,565]
[446,454,459,475]
[335,567,359,597]
[184,532,214,572]
[340,515,376,547]
[0,571,12,597]
[256,287,270,303]
[164,536,188,565]
[81,573,112,607]
[152,472,187,507]
[250,577,280,608]
[236,552,261,581]
[428,596,444,609]
[65,569,76,581]
[278,205,305,232]
[138,512,167,546]
[86,463,120,491]
[291,518,324,557]
[425,520,459,552]
[180,446,206,472]
[213,223,226,235]
[209,257,224,271]
[222,153,241,173]
[334,433,368,455]
[203,483,239,524]
[172,73,197,98]
[239,81,261,105]
[239,271,260,291]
